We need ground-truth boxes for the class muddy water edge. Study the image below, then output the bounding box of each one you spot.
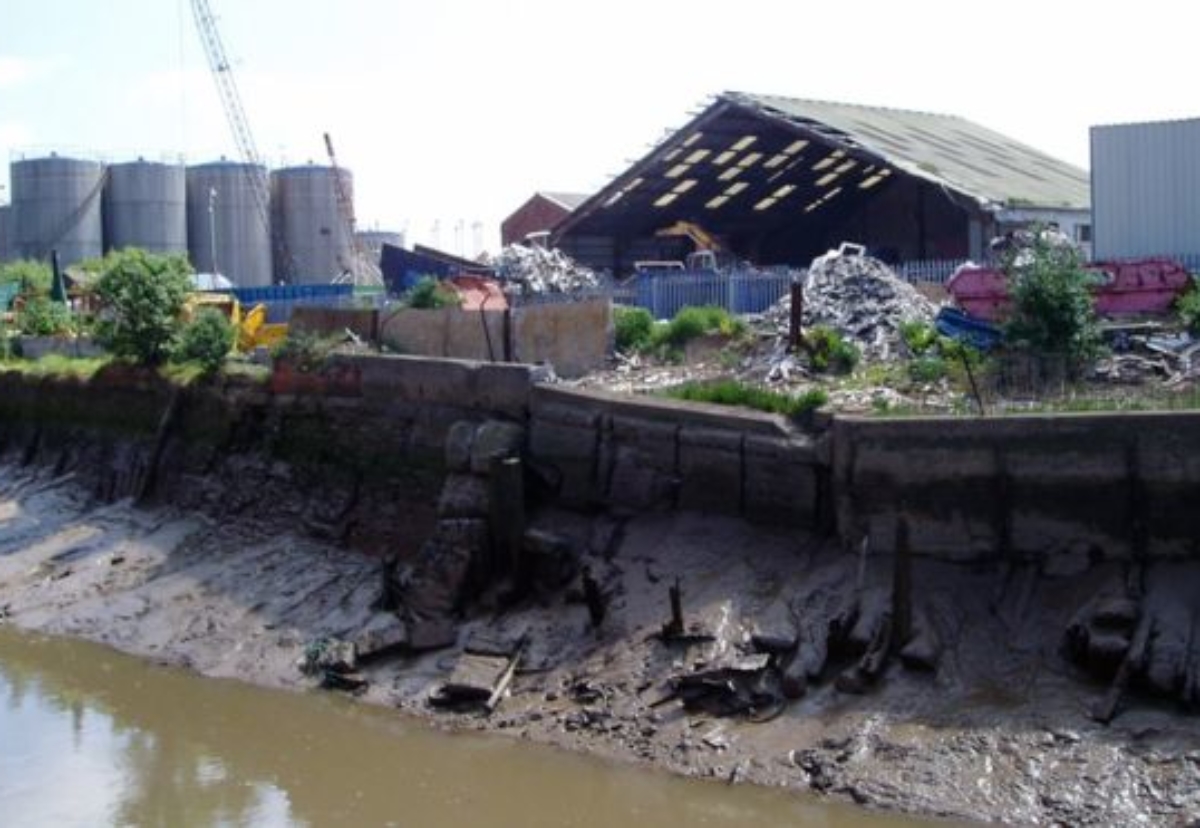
[0,627,932,827]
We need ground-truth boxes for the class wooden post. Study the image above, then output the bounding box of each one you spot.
[788,279,804,352]
[489,456,526,589]
[582,566,606,628]
[892,517,913,650]
[666,577,685,637]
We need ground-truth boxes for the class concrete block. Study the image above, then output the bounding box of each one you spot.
[610,415,678,474]
[743,435,818,527]
[678,426,742,515]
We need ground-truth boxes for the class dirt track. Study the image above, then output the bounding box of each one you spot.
[2,462,1200,826]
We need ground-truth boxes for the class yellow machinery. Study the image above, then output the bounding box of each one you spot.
[653,221,735,271]
[184,293,288,352]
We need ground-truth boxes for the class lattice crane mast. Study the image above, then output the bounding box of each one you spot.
[325,132,381,286]
[190,0,287,279]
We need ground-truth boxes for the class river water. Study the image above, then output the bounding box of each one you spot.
[0,627,940,827]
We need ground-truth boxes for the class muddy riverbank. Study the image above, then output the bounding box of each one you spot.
[3,460,1199,825]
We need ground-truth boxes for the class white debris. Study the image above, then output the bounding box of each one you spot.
[492,245,602,295]
[763,249,938,361]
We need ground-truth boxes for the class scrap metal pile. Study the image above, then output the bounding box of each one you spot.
[492,245,602,296]
[762,249,937,362]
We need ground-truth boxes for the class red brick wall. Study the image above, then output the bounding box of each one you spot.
[501,195,572,246]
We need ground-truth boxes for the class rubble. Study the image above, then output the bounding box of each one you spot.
[755,250,938,362]
[492,245,603,295]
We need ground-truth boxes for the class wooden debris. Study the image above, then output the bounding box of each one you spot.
[582,566,607,628]
[1092,608,1154,724]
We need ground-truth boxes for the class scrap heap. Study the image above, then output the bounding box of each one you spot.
[765,250,938,361]
[492,245,602,296]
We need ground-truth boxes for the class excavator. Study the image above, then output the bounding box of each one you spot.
[653,221,738,272]
[183,292,288,352]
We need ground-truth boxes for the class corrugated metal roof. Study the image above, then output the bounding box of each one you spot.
[539,192,589,211]
[728,92,1090,210]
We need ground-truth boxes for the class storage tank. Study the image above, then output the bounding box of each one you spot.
[272,164,354,284]
[0,205,12,263]
[186,161,272,287]
[103,160,187,255]
[10,155,105,266]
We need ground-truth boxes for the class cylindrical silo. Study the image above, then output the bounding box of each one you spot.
[103,160,187,255]
[186,161,272,287]
[0,205,12,263]
[10,155,105,266]
[272,164,354,284]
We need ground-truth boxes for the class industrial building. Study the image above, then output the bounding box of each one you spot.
[502,192,588,247]
[1090,118,1200,264]
[1,152,399,288]
[553,92,1092,275]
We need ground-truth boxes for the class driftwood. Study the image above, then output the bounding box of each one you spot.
[1092,608,1154,724]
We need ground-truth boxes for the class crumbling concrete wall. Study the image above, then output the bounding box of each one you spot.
[379,307,507,364]
[378,301,609,379]
[833,413,1200,561]
[511,299,609,379]
[529,386,822,528]
[289,307,380,342]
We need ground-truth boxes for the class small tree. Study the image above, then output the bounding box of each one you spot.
[93,249,193,365]
[1002,229,1101,368]
[174,308,234,374]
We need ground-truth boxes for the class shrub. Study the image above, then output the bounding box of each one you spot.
[665,379,826,419]
[907,355,948,384]
[173,308,234,374]
[0,260,53,295]
[1001,229,1101,367]
[271,331,340,372]
[1176,284,1200,334]
[405,276,461,309]
[900,320,938,356]
[651,305,745,350]
[804,326,859,374]
[92,249,193,365]
[614,306,654,351]
[17,296,73,336]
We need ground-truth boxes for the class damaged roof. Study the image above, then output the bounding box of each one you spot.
[734,93,1089,210]
[556,92,1089,242]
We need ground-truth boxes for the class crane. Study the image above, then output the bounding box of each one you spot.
[190,0,290,281]
[325,132,382,286]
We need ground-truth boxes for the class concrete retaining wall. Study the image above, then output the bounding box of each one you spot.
[6,354,1200,559]
[529,386,822,528]
[378,299,609,379]
[834,413,1200,561]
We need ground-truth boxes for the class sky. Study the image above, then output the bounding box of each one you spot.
[1,0,1198,256]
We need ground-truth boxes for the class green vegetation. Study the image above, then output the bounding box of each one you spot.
[804,326,859,374]
[0,354,111,379]
[614,306,654,351]
[1176,283,1200,334]
[615,304,747,358]
[271,330,341,372]
[900,320,938,356]
[0,259,53,295]
[665,379,827,419]
[173,308,235,375]
[16,295,73,336]
[404,276,461,309]
[92,249,193,365]
[1001,230,1101,368]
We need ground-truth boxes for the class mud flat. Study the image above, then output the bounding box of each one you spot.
[2,458,1200,826]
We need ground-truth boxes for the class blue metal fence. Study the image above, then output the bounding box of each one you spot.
[633,270,794,319]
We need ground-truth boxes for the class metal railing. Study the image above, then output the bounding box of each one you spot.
[633,269,795,319]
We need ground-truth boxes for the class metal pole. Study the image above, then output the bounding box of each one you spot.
[208,187,219,277]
